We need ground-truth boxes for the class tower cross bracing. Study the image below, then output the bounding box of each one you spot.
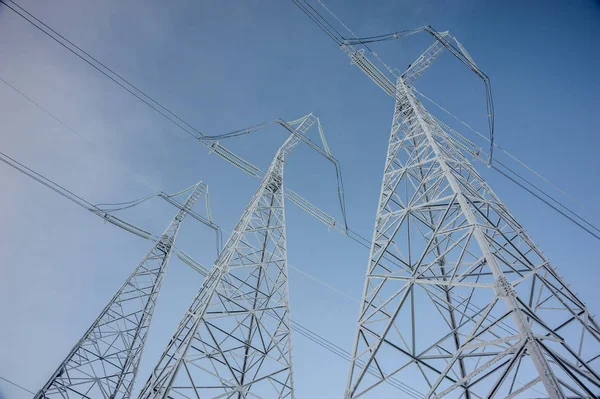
[136,115,317,399]
[344,76,600,398]
[35,183,206,399]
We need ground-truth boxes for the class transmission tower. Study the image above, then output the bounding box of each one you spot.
[136,114,316,399]
[35,183,207,399]
[342,44,600,399]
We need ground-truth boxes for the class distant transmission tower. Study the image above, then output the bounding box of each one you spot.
[136,114,316,399]
[35,183,207,399]
[341,35,600,399]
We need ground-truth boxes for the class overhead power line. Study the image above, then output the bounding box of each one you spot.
[415,86,600,221]
[7,0,567,248]
[0,74,160,193]
[416,89,600,240]
[0,149,223,250]
[0,0,205,140]
[492,162,600,240]
[3,0,594,243]
[0,1,352,239]
[292,0,599,242]
[0,149,99,212]
[0,375,35,395]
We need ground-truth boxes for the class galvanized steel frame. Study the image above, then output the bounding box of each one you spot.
[35,183,207,399]
[344,77,600,398]
[136,115,317,399]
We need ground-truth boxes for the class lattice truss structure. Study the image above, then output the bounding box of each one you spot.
[345,75,600,398]
[35,183,206,399]
[137,115,316,399]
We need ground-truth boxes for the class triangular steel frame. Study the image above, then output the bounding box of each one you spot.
[344,78,600,399]
[35,183,207,399]
[137,115,316,399]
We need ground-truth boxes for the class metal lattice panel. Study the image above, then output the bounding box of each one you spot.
[35,184,205,399]
[345,79,600,399]
[137,116,316,399]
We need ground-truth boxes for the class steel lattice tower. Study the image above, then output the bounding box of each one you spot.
[344,75,600,398]
[136,115,316,399]
[35,183,206,399]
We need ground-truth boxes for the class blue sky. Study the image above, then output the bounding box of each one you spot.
[0,0,599,397]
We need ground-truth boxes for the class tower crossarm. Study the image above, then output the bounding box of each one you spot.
[400,32,448,86]
[35,183,206,399]
[158,190,222,251]
[341,44,396,96]
[275,113,318,160]
[337,23,495,161]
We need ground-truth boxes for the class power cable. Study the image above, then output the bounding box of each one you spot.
[0,0,204,140]
[0,149,98,212]
[300,0,345,42]
[288,264,358,303]
[0,74,160,192]
[291,0,344,45]
[94,192,160,209]
[293,0,599,241]
[199,122,271,141]
[7,0,588,247]
[1,1,352,239]
[415,86,600,221]
[0,375,35,395]
[342,31,421,45]
[314,0,398,75]
[302,0,496,164]
[493,159,600,235]
[414,88,600,240]
[0,149,222,249]
[492,162,600,240]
